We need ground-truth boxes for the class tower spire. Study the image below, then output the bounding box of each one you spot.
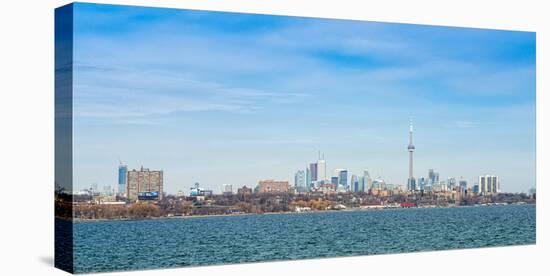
[407,120,416,191]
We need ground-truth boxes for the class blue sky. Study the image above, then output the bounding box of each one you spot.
[71,3,536,194]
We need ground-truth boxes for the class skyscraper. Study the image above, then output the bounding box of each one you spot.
[479,175,500,195]
[459,178,468,190]
[306,166,312,191]
[350,175,359,192]
[447,177,457,190]
[118,161,127,196]
[317,153,327,183]
[428,169,439,188]
[309,163,318,183]
[294,170,306,193]
[127,167,163,201]
[334,169,348,189]
[359,176,366,192]
[364,170,372,191]
[473,183,480,194]
[418,177,426,191]
[308,152,327,187]
[407,121,416,191]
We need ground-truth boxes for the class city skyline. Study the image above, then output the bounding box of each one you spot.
[101,121,510,195]
[71,3,536,194]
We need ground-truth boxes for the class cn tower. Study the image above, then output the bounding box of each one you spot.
[407,120,415,191]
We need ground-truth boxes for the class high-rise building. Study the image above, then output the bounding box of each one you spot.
[306,166,312,191]
[479,175,500,195]
[359,176,367,192]
[350,175,359,192]
[127,167,163,201]
[447,177,457,190]
[408,178,417,191]
[294,170,307,193]
[334,169,348,189]
[418,177,426,191]
[428,169,439,187]
[473,183,480,194]
[308,152,327,187]
[118,162,128,196]
[459,178,468,190]
[331,176,339,185]
[309,163,318,183]
[407,121,416,192]
[317,156,326,182]
[364,170,372,191]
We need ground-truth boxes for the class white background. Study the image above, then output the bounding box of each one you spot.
[0,0,548,275]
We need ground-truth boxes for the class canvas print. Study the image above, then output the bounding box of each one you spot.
[55,2,536,274]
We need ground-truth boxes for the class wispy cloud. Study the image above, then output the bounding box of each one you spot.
[74,63,311,122]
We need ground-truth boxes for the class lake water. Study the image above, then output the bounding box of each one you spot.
[72,204,535,273]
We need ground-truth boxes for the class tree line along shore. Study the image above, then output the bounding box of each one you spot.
[55,190,535,221]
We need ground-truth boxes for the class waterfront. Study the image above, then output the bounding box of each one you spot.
[73,204,535,273]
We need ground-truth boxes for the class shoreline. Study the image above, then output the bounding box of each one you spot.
[67,202,535,223]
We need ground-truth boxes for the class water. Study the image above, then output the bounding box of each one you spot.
[72,205,535,273]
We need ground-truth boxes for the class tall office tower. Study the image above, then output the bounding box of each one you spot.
[317,153,327,182]
[459,178,468,190]
[492,176,500,193]
[350,175,359,192]
[418,177,426,191]
[447,177,457,190]
[334,169,348,189]
[306,166,312,191]
[428,169,439,187]
[407,121,416,191]
[309,163,318,183]
[479,175,500,195]
[359,176,366,192]
[103,185,113,196]
[408,178,417,192]
[127,167,163,201]
[118,161,128,196]
[331,176,339,185]
[428,169,435,183]
[294,170,306,193]
[479,176,487,194]
[363,170,372,190]
[473,183,480,194]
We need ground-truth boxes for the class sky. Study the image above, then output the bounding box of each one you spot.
[71,3,536,194]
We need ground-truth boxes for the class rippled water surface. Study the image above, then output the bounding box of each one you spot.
[73,205,535,273]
